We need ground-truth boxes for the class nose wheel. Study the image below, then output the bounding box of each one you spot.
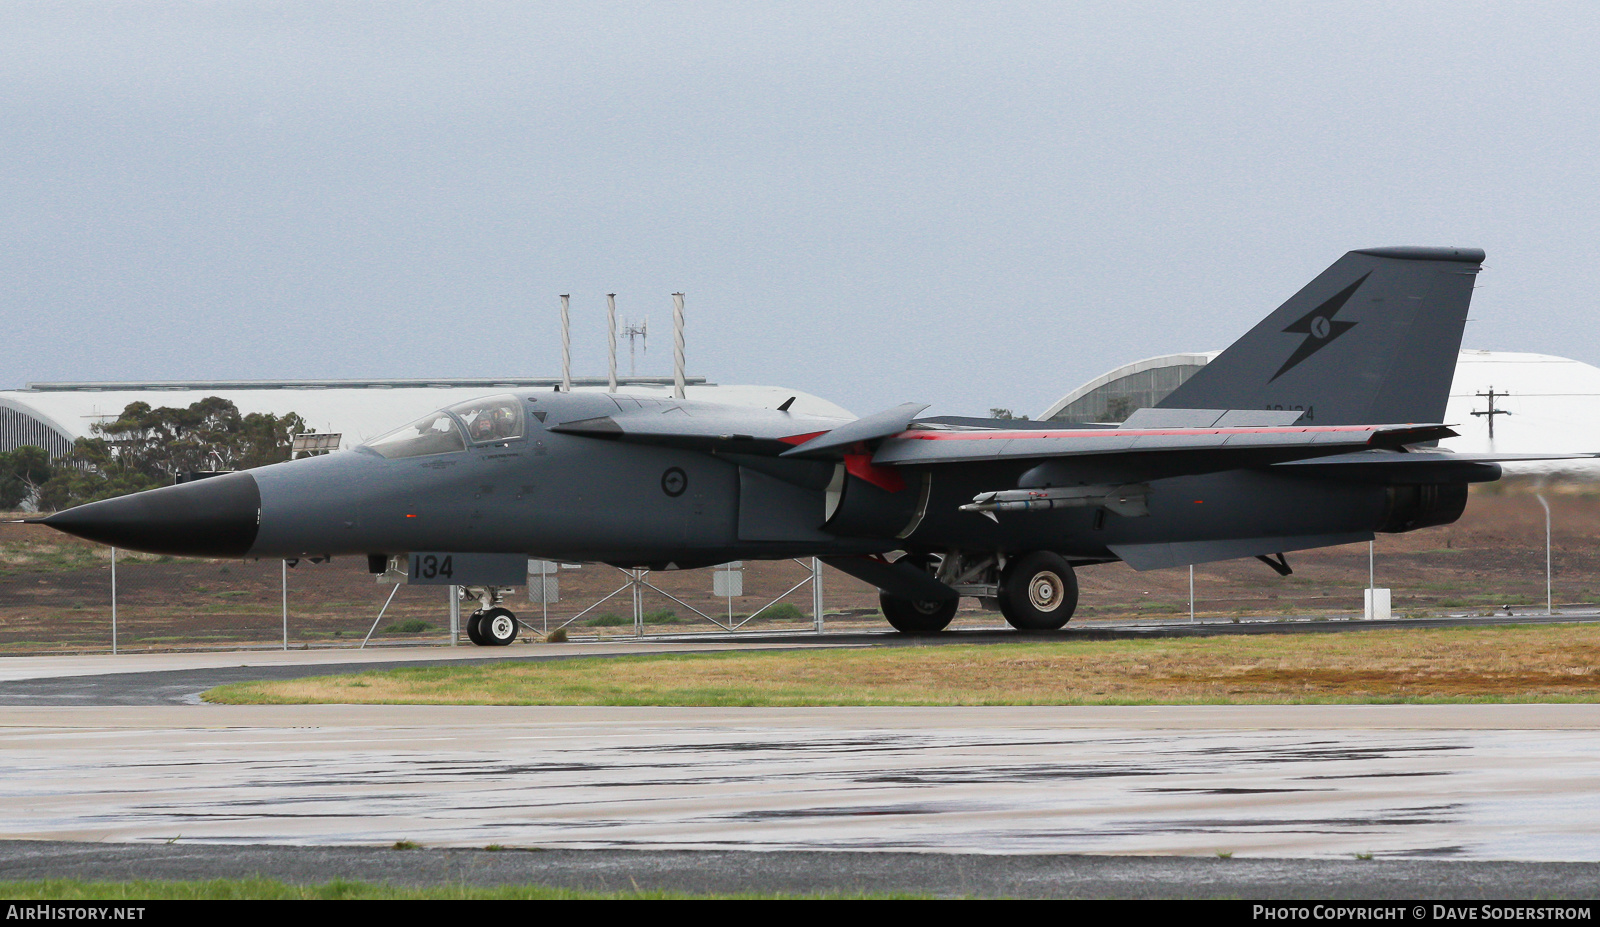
[467,607,520,646]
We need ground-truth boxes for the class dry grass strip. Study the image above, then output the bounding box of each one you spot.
[206,623,1600,707]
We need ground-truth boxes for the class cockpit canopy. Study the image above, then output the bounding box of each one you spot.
[363,394,525,459]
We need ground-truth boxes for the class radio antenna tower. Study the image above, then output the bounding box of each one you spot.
[622,318,648,377]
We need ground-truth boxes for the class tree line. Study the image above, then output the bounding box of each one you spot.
[0,397,308,511]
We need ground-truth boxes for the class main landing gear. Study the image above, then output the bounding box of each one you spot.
[461,586,522,646]
[878,555,958,635]
[878,550,1079,635]
[996,551,1078,632]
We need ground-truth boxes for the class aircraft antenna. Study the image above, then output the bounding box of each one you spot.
[607,294,618,392]
[672,292,686,400]
[622,318,648,376]
[559,294,572,392]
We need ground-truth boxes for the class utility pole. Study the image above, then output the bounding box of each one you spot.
[1473,387,1512,440]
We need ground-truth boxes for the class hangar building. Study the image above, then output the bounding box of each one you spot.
[0,377,853,460]
[1042,349,1600,473]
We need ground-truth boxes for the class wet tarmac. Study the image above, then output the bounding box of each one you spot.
[2,704,1599,861]
[4,629,1600,895]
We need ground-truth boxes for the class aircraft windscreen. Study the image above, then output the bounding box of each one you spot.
[363,411,467,459]
[449,395,524,444]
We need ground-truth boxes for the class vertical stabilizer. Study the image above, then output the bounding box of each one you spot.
[1158,247,1484,425]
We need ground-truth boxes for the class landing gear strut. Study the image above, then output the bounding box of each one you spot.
[461,586,521,646]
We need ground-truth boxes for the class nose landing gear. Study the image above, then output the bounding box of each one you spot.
[461,586,523,646]
[468,606,520,646]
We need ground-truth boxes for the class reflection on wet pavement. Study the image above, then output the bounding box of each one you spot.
[2,708,1599,859]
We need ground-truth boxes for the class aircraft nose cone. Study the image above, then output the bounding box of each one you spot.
[42,471,260,557]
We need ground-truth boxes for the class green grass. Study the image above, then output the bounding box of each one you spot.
[580,609,681,626]
[0,877,912,900]
[751,602,806,621]
[206,623,1600,708]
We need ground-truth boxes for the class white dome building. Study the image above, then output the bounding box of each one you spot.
[1042,350,1600,475]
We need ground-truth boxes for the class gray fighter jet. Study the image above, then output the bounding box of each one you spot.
[35,246,1553,642]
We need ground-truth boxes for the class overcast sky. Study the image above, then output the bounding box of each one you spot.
[2,2,1597,418]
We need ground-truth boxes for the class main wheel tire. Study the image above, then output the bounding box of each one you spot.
[480,607,520,646]
[999,551,1078,631]
[878,554,957,635]
[465,610,487,646]
[879,591,958,634]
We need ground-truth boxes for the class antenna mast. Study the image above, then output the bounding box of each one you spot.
[606,294,618,392]
[559,294,572,392]
[622,318,648,377]
[672,292,686,400]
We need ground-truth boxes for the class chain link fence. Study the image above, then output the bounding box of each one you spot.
[0,521,888,653]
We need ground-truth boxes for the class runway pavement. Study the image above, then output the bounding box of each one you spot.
[3,629,1600,897]
[3,703,1600,861]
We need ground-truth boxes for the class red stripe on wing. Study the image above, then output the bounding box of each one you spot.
[896,425,1388,441]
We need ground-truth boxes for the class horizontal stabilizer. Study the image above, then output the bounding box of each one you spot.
[1273,449,1599,483]
[1110,532,1373,571]
[1277,449,1600,466]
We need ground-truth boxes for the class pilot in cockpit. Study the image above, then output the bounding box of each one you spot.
[490,405,517,440]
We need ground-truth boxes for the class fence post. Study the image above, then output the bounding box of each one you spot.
[812,557,824,634]
[449,585,460,646]
[281,560,288,650]
[1537,493,1553,615]
[632,570,643,637]
[110,547,118,655]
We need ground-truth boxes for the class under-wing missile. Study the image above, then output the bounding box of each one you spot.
[960,484,1150,522]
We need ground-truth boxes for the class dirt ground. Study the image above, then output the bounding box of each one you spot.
[1,479,1593,653]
